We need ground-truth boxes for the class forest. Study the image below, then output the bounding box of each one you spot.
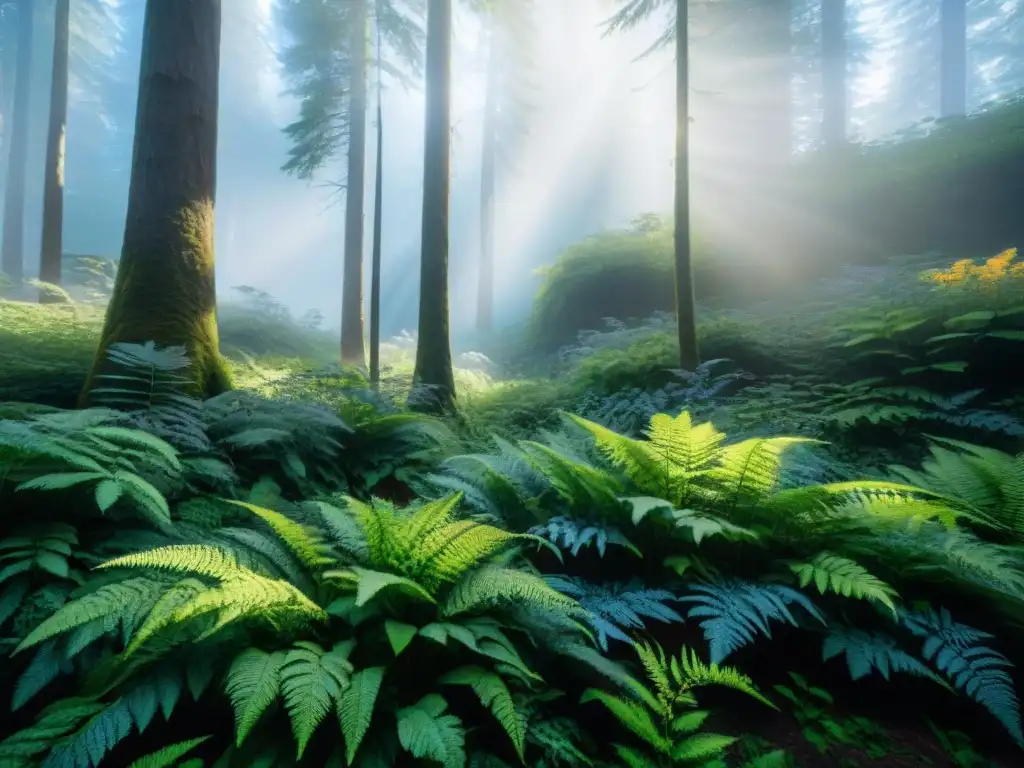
[1,0,1024,766]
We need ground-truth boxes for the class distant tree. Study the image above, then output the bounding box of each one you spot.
[83,0,229,400]
[39,0,70,298]
[469,0,536,334]
[277,0,423,369]
[821,0,846,144]
[411,0,456,411]
[369,2,385,389]
[0,0,31,284]
[940,0,967,116]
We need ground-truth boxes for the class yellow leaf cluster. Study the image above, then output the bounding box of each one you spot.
[921,248,1024,288]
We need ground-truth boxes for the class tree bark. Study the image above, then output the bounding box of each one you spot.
[39,0,70,298]
[412,0,456,412]
[1,0,33,284]
[940,0,967,117]
[674,0,698,371]
[369,45,383,390]
[341,0,368,368]
[821,0,846,146]
[476,20,497,334]
[82,0,229,401]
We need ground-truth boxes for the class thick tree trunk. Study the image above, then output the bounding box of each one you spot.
[821,0,846,145]
[341,0,368,368]
[369,66,383,390]
[1,0,33,284]
[674,0,698,371]
[940,0,967,117]
[39,0,70,298]
[476,22,497,334]
[411,0,456,412]
[82,0,229,401]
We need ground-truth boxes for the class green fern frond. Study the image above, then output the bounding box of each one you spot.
[442,565,587,623]
[789,552,899,614]
[100,544,239,580]
[339,666,385,764]
[281,640,355,758]
[441,666,527,758]
[579,688,670,753]
[822,627,947,685]
[226,499,335,569]
[708,436,820,510]
[396,694,467,768]
[226,648,287,746]
[127,736,211,768]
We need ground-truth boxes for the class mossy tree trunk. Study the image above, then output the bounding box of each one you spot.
[0,0,33,284]
[821,0,846,146]
[39,0,70,298]
[341,0,369,368]
[82,0,229,402]
[674,0,698,372]
[412,0,456,412]
[475,18,497,335]
[939,0,966,117]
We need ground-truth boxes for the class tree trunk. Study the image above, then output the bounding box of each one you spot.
[674,0,698,371]
[82,0,229,401]
[476,20,497,334]
[341,0,368,368]
[1,0,33,284]
[821,0,846,145]
[940,0,967,117]
[39,0,70,298]
[369,40,383,390]
[411,0,456,412]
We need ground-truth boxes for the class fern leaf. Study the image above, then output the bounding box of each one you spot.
[339,667,385,765]
[226,500,334,570]
[396,695,467,768]
[670,733,737,762]
[226,648,287,746]
[281,641,354,758]
[442,565,586,623]
[441,666,527,758]
[126,736,210,768]
[822,627,945,684]
[789,552,898,614]
[579,688,670,753]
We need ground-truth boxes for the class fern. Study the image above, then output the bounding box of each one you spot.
[396,694,466,768]
[126,737,210,768]
[901,606,1024,746]
[788,552,899,614]
[441,666,527,759]
[545,577,684,650]
[678,581,826,664]
[821,627,946,684]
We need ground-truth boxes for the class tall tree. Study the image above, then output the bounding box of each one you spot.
[83,0,229,399]
[821,0,846,145]
[607,0,699,369]
[369,5,384,389]
[674,0,698,370]
[39,0,70,297]
[0,0,31,284]
[940,0,967,116]
[472,0,535,334]
[411,0,456,411]
[278,0,423,369]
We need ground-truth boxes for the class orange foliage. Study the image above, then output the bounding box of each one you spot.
[921,248,1024,288]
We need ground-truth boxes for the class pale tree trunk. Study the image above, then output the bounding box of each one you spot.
[83,0,229,401]
[411,0,456,412]
[940,0,967,117]
[39,0,70,298]
[476,19,497,334]
[1,0,32,284]
[821,0,846,145]
[341,0,368,368]
[674,0,698,371]
[369,37,383,389]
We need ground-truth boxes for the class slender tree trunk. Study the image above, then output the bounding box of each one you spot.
[39,0,70,298]
[821,0,846,146]
[341,0,368,368]
[476,21,497,334]
[412,0,456,412]
[940,0,967,117]
[1,0,33,284]
[82,0,229,401]
[369,22,383,390]
[674,0,698,371]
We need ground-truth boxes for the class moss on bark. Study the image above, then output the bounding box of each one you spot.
[81,0,230,403]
